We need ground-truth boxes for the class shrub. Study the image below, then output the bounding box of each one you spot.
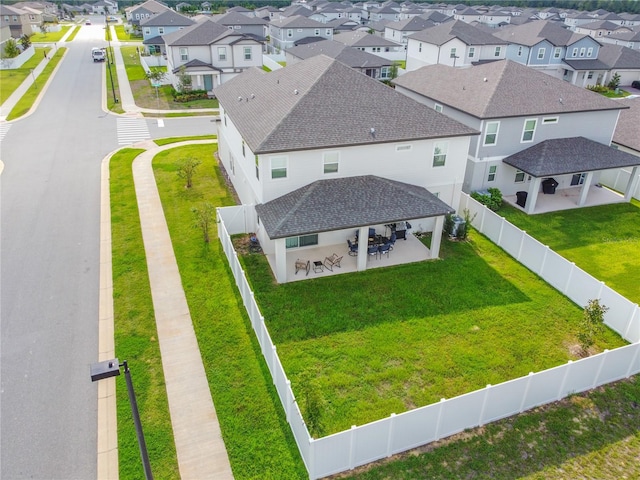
[471,187,503,211]
[577,299,608,355]
[171,89,209,102]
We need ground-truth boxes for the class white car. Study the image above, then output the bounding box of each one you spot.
[91,47,106,62]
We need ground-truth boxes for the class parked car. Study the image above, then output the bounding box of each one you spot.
[85,20,91,25]
[91,47,105,62]
[632,80,640,89]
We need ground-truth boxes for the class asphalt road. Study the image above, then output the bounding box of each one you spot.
[0,20,214,479]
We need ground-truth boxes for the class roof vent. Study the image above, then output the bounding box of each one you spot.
[251,93,255,99]
[294,89,299,95]
[559,97,564,104]
[370,127,376,137]
[483,77,487,82]
[238,96,243,101]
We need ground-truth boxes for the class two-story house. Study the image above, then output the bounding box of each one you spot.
[125,0,170,30]
[406,20,508,71]
[393,59,640,214]
[212,11,268,41]
[333,30,406,62]
[493,20,605,85]
[268,15,332,53]
[141,9,194,55]
[213,54,478,282]
[0,4,34,37]
[384,16,438,44]
[163,18,263,92]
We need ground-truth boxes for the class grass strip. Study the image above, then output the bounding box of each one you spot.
[154,135,216,146]
[65,26,80,41]
[110,149,179,479]
[340,375,640,479]
[30,25,72,43]
[105,49,123,113]
[115,25,143,42]
[0,48,51,104]
[7,48,65,121]
[152,144,307,479]
[498,200,640,303]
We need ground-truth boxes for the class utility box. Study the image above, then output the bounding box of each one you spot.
[450,215,466,237]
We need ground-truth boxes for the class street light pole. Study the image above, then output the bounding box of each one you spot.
[90,359,153,480]
[105,11,118,104]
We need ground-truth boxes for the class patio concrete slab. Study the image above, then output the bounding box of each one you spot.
[504,185,626,214]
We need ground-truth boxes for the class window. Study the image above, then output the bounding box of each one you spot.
[243,47,251,60]
[285,234,318,249]
[315,28,319,35]
[517,46,523,57]
[255,155,259,179]
[396,144,412,152]
[287,29,293,37]
[270,156,287,179]
[484,121,499,146]
[434,103,443,113]
[587,71,593,79]
[380,66,391,79]
[3,16,9,22]
[432,142,448,167]
[579,47,585,57]
[326,29,331,36]
[572,47,578,57]
[571,173,586,185]
[542,117,558,124]
[449,47,457,58]
[494,46,501,56]
[587,47,593,56]
[468,47,475,58]
[553,47,561,58]
[229,155,235,175]
[521,119,537,142]
[234,25,240,29]
[144,27,150,35]
[323,152,339,174]
[372,47,381,52]
[218,47,226,61]
[515,170,525,183]
[487,165,497,182]
[242,141,245,157]
[135,13,140,19]
[418,42,422,52]
[537,48,545,59]
[180,48,188,61]
[158,27,164,34]
[146,13,150,18]
[224,114,227,126]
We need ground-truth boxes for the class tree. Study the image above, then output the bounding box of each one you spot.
[577,299,608,355]
[19,34,31,50]
[176,65,192,93]
[176,157,201,188]
[192,203,216,243]
[607,72,621,90]
[39,22,49,36]
[2,39,20,59]
[146,69,166,84]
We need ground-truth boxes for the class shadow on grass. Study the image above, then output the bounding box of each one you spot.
[244,238,530,343]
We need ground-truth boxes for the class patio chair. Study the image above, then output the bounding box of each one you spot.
[295,259,310,276]
[347,239,358,256]
[367,244,379,260]
[378,243,391,258]
[324,253,343,271]
[389,232,396,250]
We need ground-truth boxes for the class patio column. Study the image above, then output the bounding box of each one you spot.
[356,226,368,272]
[274,238,287,283]
[624,166,639,201]
[578,171,594,206]
[525,177,541,214]
[430,216,444,259]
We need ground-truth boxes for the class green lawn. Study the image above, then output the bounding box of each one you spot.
[114,25,143,42]
[0,48,49,104]
[30,25,72,42]
[498,201,640,304]
[65,26,80,41]
[7,48,65,120]
[243,229,626,436]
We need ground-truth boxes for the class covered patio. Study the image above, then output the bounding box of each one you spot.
[255,175,454,283]
[503,137,640,215]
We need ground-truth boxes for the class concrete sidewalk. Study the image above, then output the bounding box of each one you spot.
[98,140,234,479]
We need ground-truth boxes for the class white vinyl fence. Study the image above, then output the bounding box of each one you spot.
[600,167,640,201]
[216,199,640,479]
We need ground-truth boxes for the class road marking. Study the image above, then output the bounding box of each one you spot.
[0,123,11,144]
[157,119,164,128]
[116,117,150,145]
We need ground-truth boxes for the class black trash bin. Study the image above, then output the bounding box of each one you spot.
[542,178,558,194]
[516,191,528,208]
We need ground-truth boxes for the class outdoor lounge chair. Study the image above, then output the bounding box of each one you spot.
[347,239,358,256]
[367,244,379,259]
[295,259,310,276]
[324,253,342,271]
[378,243,391,258]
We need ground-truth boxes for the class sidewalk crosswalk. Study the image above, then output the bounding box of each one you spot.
[117,117,150,145]
[0,123,11,144]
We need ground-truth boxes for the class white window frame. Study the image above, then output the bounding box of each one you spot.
[395,144,412,152]
[572,47,578,57]
[515,170,525,183]
[218,47,226,61]
[144,27,150,35]
[494,46,501,57]
[380,66,391,79]
[579,47,586,57]
[553,47,561,58]
[326,28,331,36]
[487,165,497,182]
[418,42,422,52]
[434,103,443,113]
[287,29,293,38]
[537,47,545,59]
[542,117,558,124]
[180,47,188,61]
[270,156,287,179]
[587,47,593,56]
[483,121,500,146]
[285,234,318,249]
[521,119,537,143]
[323,152,339,174]
[158,27,164,34]
[243,46,252,60]
[468,46,475,58]
[449,47,457,58]
[314,28,319,35]
[432,141,448,167]
[517,46,523,57]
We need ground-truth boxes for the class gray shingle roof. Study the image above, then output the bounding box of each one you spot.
[562,57,610,70]
[393,59,625,119]
[385,16,434,31]
[286,40,391,68]
[408,19,507,46]
[492,19,588,47]
[596,44,640,69]
[613,99,640,152]
[333,30,400,47]
[163,18,239,46]
[502,137,640,177]
[255,175,454,238]
[214,55,477,154]
[140,9,194,27]
[215,11,268,26]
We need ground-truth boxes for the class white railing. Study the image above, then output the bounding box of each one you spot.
[216,200,640,479]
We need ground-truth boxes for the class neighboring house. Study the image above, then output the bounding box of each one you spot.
[90,0,118,15]
[612,98,640,157]
[574,20,633,39]
[368,5,401,23]
[598,28,640,50]
[333,30,406,61]
[163,18,263,92]
[141,9,194,54]
[0,4,33,37]
[268,15,332,53]
[213,11,268,41]
[285,39,395,79]
[492,20,604,85]
[384,16,437,44]
[213,54,478,282]
[480,8,511,28]
[393,59,640,214]
[406,20,507,71]
[325,17,361,34]
[12,1,57,16]
[596,44,640,86]
[453,7,483,24]
[255,5,280,21]
[225,6,255,18]
[125,0,170,28]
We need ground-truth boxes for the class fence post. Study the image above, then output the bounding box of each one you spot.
[386,413,396,457]
[285,379,292,422]
[479,205,487,232]
[626,343,640,378]
[497,219,505,246]
[539,245,550,276]
[564,263,575,295]
[517,231,526,261]
[434,398,446,440]
[624,304,639,342]
[592,350,608,388]
[597,281,605,300]
[479,384,491,426]
[349,425,357,470]
[271,345,277,379]
[519,372,534,412]
[308,437,315,480]
[557,361,572,400]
